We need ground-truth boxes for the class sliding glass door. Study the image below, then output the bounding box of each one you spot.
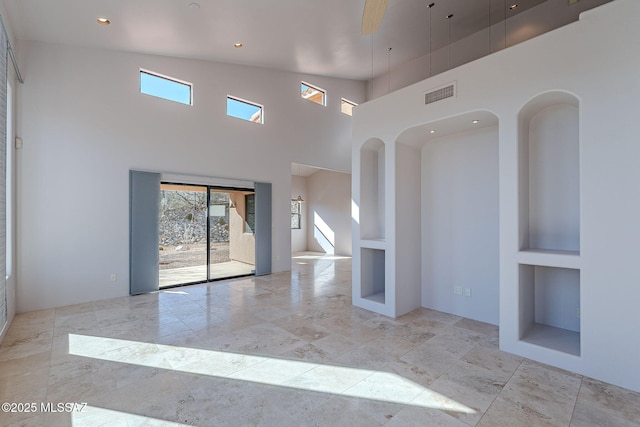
[130,171,269,294]
[158,184,256,288]
[159,184,208,287]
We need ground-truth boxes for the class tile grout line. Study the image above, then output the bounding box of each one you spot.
[568,376,584,425]
[473,356,526,426]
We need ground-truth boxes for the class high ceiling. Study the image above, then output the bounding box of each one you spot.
[1,0,612,81]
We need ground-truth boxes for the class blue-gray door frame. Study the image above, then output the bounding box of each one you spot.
[129,172,272,293]
[254,182,272,276]
[129,170,160,295]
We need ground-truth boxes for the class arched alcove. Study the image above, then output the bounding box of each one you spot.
[359,138,386,240]
[519,91,580,252]
[396,111,500,324]
[517,91,581,356]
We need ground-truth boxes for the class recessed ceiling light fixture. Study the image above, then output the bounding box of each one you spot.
[234,42,243,48]
[96,17,111,25]
[510,4,518,10]
[472,119,480,124]
[430,130,436,134]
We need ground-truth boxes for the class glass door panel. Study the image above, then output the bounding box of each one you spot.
[159,184,208,287]
[209,189,256,280]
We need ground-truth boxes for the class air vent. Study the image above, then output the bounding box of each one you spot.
[425,83,456,105]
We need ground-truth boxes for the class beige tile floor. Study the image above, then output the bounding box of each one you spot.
[1,254,640,426]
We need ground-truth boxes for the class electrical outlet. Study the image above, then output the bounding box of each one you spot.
[454,286,463,296]
[110,273,117,282]
[15,137,23,149]
[464,288,472,297]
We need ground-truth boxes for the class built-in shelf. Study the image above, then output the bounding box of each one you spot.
[518,249,580,269]
[515,93,582,361]
[360,238,386,250]
[360,247,385,303]
[519,264,580,357]
[363,291,385,304]
[360,139,386,240]
[521,323,580,356]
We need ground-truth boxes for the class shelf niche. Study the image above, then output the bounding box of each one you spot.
[360,248,385,303]
[360,138,385,240]
[519,264,580,356]
[519,92,580,253]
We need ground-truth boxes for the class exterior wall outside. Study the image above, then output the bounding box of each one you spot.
[228,191,255,265]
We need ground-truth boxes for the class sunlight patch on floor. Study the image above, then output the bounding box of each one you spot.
[292,254,351,260]
[73,404,189,426]
[68,334,475,414]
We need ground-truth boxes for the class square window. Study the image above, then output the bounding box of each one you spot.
[301,82,326,106]
[140,70,192,105]
[227,96,263,124]
[341,98,357,116]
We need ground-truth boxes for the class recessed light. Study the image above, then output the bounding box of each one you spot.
[96,18,110,25]
[472,119,480,124]
[188,2,200,9]
[234,42,243,48]
[430,130,436,134]
[509,4,518,10]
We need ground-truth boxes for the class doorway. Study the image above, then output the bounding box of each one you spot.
[158,183,256,288]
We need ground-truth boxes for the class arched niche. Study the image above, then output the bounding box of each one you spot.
[359,138,386,240]
[518,91,580,252]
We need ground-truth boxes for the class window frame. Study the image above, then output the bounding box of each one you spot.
[341,98,358,116]
[226,95,264,124]
[300,81,326,106]
[139,69,193,105]
[291,200,301,230]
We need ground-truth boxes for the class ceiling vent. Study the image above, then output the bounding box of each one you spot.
[425,82,456,105]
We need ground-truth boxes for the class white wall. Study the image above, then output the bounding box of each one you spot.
[421,126,499,325]
[353,0,640,393]
[306,170,352,256]
[15,40,365,312]
[291,174,308,253]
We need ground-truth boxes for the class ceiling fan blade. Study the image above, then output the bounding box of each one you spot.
[361,0,389,35]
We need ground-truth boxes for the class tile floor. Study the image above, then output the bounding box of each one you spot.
[1,255,639,426]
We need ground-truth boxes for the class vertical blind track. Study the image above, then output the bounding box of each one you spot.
[0,13,23,84]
